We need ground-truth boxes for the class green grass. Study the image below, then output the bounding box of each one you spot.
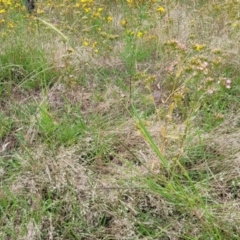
[1,0,240,239]
[0,43,58,92]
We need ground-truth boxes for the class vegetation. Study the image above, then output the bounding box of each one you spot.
[1,0,240,239]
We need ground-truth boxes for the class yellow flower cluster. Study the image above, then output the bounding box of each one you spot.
[0,0,13,4]
[0,0,167,55]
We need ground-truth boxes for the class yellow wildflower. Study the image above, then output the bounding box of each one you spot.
[107,16,113,23]
[121,19,127,27]
[83,40,89,46]
[84,8,91,13]
[157,6,165,13]
[81,0,93,3]
[0,9,6,14]
[93,11,100,17]
[194,44,205,52]
[137,31,144,38]
[8,22,14,28]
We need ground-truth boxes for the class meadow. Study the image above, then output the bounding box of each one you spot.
[1,0,240,239]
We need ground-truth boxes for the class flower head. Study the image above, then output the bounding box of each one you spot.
[157,6,165,13]
[107,16,113,23]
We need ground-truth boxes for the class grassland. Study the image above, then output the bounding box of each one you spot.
[1,0,240,239]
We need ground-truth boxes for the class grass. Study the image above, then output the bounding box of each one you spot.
[1,0,240,239]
